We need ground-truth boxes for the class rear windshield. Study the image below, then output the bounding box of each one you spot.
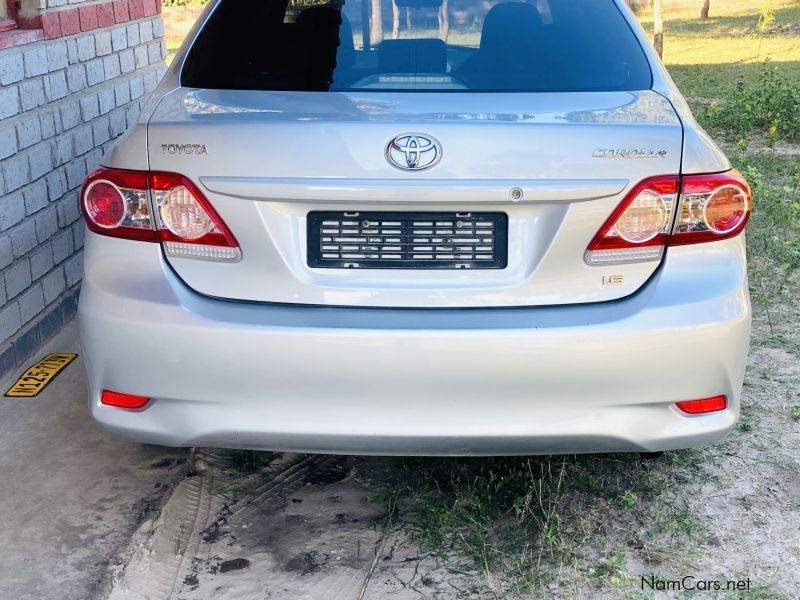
[182,0,653,93]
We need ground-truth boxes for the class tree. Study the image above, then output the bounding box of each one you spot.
[653,0,664,58]
[370,0,384,44]
[701,0,710,19]
[392,0,400,39]
[438,0,449,42]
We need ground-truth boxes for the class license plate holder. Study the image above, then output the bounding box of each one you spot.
[307,211,508,270]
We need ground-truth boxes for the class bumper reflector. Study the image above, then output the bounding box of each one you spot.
[676,395,727,415]
[101,390,151,409]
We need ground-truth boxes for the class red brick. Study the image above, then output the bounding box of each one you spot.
[143,0,157,18]
[59,8,81,36]
[129,0,145,20]
[113,0,130,23]
[42,12,62,39]
[0,29,43,49]
[79,5,98,31]
[97,3,115,28]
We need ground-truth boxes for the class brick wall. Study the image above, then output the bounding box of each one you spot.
[0,0,165,379]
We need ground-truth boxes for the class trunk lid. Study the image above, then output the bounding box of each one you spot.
[146,88,683,308]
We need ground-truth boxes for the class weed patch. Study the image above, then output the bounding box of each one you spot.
[371,452,713,595]
[703,62,800,146]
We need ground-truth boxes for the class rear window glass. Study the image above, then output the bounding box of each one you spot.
[182,0,653,93]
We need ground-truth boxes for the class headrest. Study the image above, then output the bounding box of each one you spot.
[481,2,543,53]
[378,39,447,74]
[296,6,342,38]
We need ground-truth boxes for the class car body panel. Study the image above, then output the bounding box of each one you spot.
[79,232,750,455]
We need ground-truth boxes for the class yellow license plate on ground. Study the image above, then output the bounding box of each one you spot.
[4,353,78,398]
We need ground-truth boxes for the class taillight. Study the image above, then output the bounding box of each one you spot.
[81,168,240,261]
[585,176,678,265]
[671,171,751,245]
[150,172,240,262]
[585,170,751,265]
[81,168,157,242]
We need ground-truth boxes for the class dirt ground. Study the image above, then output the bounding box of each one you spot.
[0,322,188,600]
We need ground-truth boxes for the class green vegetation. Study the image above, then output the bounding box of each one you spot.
[732,153,800,334]
[162,0,207,6]
[703,61,800,145]
[639,0,800,97]
[369,452,712,595]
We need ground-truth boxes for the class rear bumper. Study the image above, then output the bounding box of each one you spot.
[79,233,751,455]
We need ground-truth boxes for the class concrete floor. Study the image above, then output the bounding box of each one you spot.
[0,319,187,600]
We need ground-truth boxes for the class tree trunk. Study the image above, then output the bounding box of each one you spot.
[653,0,664,58]
[701,0,710,19]
[392,0,400,39]
[370,0,384,45]
[438,0,449,42]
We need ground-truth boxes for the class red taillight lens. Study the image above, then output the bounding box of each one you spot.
[84,181,126,228]
[671,171,751,245]
[675,395,728,415]
[101,390,151,409]
[81,168,157,242]
[586,170,751,264]
[81,168,240,261]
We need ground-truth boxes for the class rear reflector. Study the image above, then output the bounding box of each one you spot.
[101,390,151,409]
[675,395,727,415]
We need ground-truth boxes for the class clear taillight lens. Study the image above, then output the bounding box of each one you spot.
[671,171,751,245]
[81,168,240,261]
[159,185,214,239]
[585,176,678,266]
[81,168,157,242]
[150,172,240,262]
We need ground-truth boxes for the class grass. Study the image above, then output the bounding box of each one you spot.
[366,451,713,596]
[637,0,800,96]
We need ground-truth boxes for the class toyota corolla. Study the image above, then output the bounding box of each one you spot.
[78,0,752,455]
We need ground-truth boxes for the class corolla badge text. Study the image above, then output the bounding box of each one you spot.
[386,134,442,171]
[593,148,668,159]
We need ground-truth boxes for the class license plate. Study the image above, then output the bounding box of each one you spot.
[307,211,508,269]
[4,353,78,398]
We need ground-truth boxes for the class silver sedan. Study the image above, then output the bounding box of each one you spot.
[78,0,752,455]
